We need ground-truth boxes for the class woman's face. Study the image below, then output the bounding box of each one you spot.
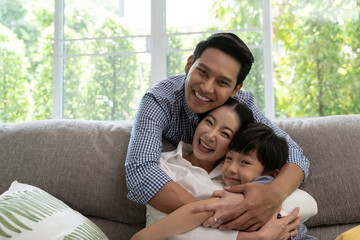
[192,105,241,166]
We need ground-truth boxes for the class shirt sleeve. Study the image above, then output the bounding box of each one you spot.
[125,93,173,204]
[236,90,310,180]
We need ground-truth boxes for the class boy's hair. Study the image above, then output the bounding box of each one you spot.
[228,122,288,174]
[192,32,254,86]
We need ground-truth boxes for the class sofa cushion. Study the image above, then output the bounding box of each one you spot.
[274,115,360,227]
[0,181,108,239]
[0,120,146,229]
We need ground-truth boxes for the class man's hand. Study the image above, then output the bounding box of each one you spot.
[192,183,286,231]
[218,183,285,231]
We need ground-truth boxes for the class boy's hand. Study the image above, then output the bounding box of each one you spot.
[256,207,301,240]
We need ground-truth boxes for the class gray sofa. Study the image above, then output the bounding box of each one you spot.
[0,114,359,240]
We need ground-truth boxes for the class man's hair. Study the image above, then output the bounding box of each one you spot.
[192,32,254,86]
[228,122,288,174]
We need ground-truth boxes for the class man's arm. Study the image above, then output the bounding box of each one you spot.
[125,93,196,212]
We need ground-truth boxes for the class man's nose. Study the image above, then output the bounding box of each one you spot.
[200,78,215,93]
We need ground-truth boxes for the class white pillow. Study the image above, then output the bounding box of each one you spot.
[280,188,318,223]
[0,181,109,240]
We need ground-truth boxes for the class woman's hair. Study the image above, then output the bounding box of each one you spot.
[192,32,254,86]
[221,98,255,128]
[228,122,288,174]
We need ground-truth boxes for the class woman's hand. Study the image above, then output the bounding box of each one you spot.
[196,190,245,228]
[255,207,301,240]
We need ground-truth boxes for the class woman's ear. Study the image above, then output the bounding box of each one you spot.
[185,55,193,74]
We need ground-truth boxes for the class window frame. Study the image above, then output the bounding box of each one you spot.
[53,0,275,119]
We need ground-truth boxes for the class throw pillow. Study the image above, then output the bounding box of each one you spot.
[335,225,360,240]
[0,181,108,240]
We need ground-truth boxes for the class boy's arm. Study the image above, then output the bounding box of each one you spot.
[131,198,219,240]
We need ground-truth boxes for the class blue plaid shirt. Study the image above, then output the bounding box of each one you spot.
[125,74,310,204]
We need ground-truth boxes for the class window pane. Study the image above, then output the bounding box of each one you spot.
[64,0,150,39]
[0,0,54,122]
[63,54,150,120]
[242,48,265,112]
[63,0,151,120]
[272,0,360,117]
[166,0,263,33]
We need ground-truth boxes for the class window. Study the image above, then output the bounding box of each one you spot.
[1,0,359,123]
[272,0,360,117]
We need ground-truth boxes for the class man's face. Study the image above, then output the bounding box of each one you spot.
[185,48,242,114]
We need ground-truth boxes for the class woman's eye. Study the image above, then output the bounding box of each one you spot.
[222,132,230,138]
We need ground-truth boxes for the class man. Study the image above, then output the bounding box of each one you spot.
[125,32,309,231]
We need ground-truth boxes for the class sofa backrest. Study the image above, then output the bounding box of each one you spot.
[1,114,359,232]
[274,115,360,227]
[0,119,146,231]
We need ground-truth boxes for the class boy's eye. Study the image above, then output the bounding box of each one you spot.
[205,119,213,125]
[225,156,232,161]
[241,160,250,165]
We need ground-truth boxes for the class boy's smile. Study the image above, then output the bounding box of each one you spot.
[222,150,265,187]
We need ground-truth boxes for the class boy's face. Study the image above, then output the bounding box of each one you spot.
[184,48,242,114]
[222,150,265,186]
[191,105,241,170]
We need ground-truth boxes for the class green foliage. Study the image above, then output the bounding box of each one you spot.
[210,0,265,110]
[272,0,360,117]
[1,0,359,122]
[0,24,30,122]
[32,26,54,120]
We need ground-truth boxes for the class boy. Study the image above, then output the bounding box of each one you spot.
[131,123,317,240]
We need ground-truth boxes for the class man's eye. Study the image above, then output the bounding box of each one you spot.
[197,68,207,75]
[218,80,229,87]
